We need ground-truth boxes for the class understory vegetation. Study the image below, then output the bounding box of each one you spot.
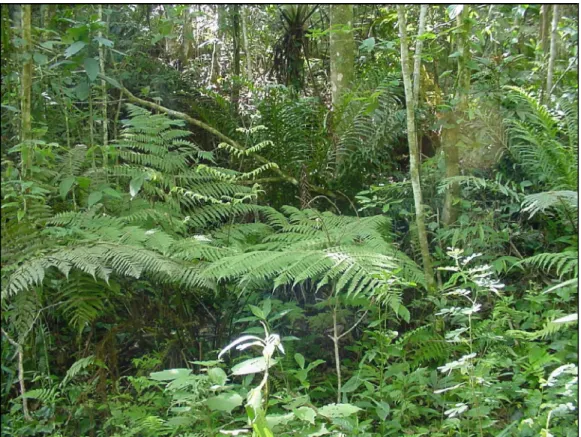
[1,4,578,437]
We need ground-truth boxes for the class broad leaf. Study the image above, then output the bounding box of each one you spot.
[317,403,362,418]
[231,357,277,375]
[64,40,87,58]
[59,176,76,199]
[83,57,99,82]
[150,368,191,381]
[87,191,103,207]
[294,406,316,424]
[206,392,243,413]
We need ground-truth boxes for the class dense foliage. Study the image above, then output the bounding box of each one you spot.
[1,4,578,437]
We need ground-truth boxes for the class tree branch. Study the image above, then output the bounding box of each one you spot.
[1,329,31,421]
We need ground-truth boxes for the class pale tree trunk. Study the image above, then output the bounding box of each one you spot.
[181,6,193,65]
[211,5,225,85]
[412,5,428,106]
[540,5,551,56]
[230,5,241,114]
[545,5,559,106]
[21,5,32,176]
[442,5,470,227]
[241,6,253,82]
[397,6,435,290]
[330,4,355,169]
[98,5,108,148]
[330,4,355,109]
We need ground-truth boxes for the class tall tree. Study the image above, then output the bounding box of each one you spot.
[98,5,108,148]
[442,5,471,227]
[230,5,241,114]
[397,5,435,289]
[20,4,32,175]
[330,4,355,170]
[412,5,428,106]
[540,5,551,57]
[545,5,559,106]
[241,6,253,82]
[329,5,355,109]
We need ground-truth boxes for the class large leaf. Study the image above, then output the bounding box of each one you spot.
[231,357,277,375]
[87,191,103,207]
[83,57,100,82]
[206,392,243,413]
[75,81,90,101]
[59,176,76,199]
[64,41,87,58]
[294,406,316,424]
[317,403,362,418]
[208,367,228,386]
[149,368,191,381]
[129,175,145,199]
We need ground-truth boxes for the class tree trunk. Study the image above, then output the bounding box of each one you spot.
[330,5,355,109]
[21,5,32,175]
[442,5,470,227]
[412,5,428,106]
[241,6,253,82]
[98,5,108,148]
[545,5,559,106]
[181,6,193,65]
[230,5,241,114]
[397,6,435,290]
[330,5,355,170]
[540,5,551,56]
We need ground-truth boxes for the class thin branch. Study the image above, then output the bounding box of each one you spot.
[338,310,369,340]
[1,329,32,421]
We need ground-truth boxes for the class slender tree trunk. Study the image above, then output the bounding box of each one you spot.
[442,5,470,227]
[1,330,31,421]
[413,5,428,106]
[98,5,108,148]
[241,6,253,82]
[540,5,551,56]
[181,6,193,65]
[230,5,241,114]
[21,5,32,176]
[397,6,435,290]
[545,5,559,106]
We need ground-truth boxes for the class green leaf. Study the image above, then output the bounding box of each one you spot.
[59,176,76,199]
[102,187,122,199]
[317,403,362,418]
[64,40,87,58]
[294,353,305,369]
[231,357,277,376]
[375,401,390,421]
[360,37,375,52]
[129,175,145,199]
[17,209,25,222]
[93,36,113,47]
[262,299,272,318]
[249,304,265,319]
[208,367,228,386]
[150,368,191,381]
[83,57,99,82]
[294,406,316,424]
[341,376,362,393]
[101,75,122,89]
[75,81,90,100]
[265,413,294,429]
[33,52,49,65]
[206,392,243,413]
[87,191,103,207]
